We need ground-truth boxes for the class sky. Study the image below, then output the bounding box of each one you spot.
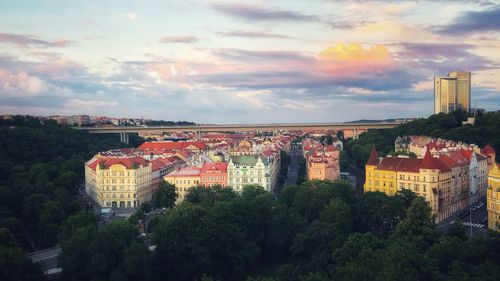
[0,0,499,123]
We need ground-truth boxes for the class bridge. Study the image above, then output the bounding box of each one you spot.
[77,122,404,144]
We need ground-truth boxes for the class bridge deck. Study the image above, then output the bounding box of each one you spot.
[76,122,403,133]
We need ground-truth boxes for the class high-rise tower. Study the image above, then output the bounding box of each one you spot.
[448,71,471,112]
[434,71,471,114]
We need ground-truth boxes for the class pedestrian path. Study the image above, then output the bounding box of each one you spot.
[450,220,485,228]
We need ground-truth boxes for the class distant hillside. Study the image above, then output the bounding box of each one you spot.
[344,118,416,124]
[145,120,196,126]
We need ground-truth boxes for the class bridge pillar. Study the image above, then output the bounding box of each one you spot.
[353,128,358,140]
[120,131,129,144]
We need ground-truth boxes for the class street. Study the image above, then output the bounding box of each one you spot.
[285,144,300,186]
[437,198,488,238]
[27,247,62,278]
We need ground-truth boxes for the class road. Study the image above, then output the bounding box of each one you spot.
[27,247,62,277]
[285,144,301,186]
[437,198,488,238]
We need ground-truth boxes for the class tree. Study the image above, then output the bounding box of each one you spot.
[394,197,435,246]
[153,203,259,281]
[0,228,43,281]
[332,233,383,281]
[152,181,177,209]
[60,220,150,281]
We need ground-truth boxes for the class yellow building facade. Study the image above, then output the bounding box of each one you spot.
[364,147,398,195]
[164,168,201,202]
[364,147,454,222]
[85,156,152,208]
[487,164,500,231]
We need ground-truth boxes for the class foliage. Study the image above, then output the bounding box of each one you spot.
[276,150,291,189]
[152,181,177,209]
[0,116,131,250]
[51,180,500,281]
[319,135,334,146]
[60,220,150,281]
[0,228,43,281]
[296,156,306,184]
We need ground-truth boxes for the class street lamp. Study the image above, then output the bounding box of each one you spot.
[469,206,473,237]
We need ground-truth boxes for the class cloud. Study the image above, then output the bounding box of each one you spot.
[394,42,496,72]
[217,30,290,39]
[411,80,434,91]
[211,3,318,22]
[347,87,377,95]
[158,35,198,43]
[0,33,73,48]
[190,44,414,92]
[317,43,395,76]
[436,6,500,35]
[0,70,48,96]
[64,98,118,109]
[347,21,436,42]
[236,90,273,110]
[319,43,391,62]
[214,48,310,62]
[120,13,137,20]
[382,2,417,15]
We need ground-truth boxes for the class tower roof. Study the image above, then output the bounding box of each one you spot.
[366,145,379,166]
[482,144,495,155]
[420,150,450,172]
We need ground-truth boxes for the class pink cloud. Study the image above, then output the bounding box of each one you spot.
[0,33,73,48]
[0,69,47,96]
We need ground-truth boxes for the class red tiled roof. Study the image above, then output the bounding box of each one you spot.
[150,158,174,171]
[438,155,459,168]
[177,149,194,158]
[460,149,473,160]
[366,145,379,166]
[378,157,401,171]
[481,144,495,155]
[420,150,439,170]
[137,141,206,151]
[166,156,183,163]
[261,149,273,157]
[201,162,228,174]
[448,151,470,166]
[396,158,422,173]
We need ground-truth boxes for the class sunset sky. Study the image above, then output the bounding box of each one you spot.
[1,0,499,123]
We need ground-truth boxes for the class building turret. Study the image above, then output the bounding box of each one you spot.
[366,145,379,166]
